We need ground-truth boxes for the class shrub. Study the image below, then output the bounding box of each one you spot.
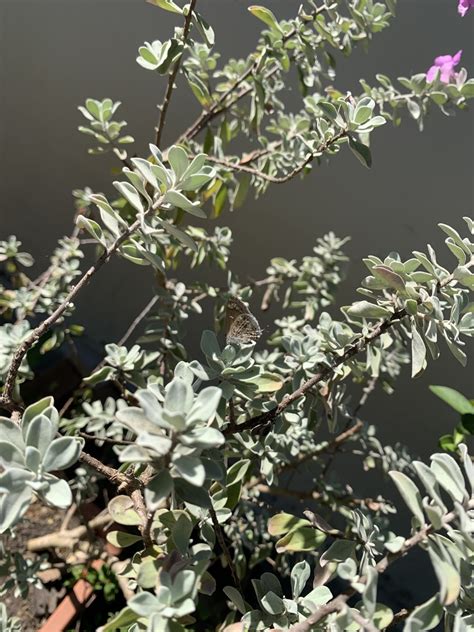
[0,1,473,630]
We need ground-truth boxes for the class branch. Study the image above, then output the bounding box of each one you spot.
[131,487,153,548]
[0,196,164,413]
[254,483,387,512]
[231,259,472,436]
[78,431,135,446]
[117,294,159,347]
[175,3,330,145]
[321,377,378,476]
[27,512,111,552]
[79,451,131,486]
[209,505,241,592]
[233,307,407,435]
[155,0,197,148]
[59,293,158,417]
[288,500,474,631]
[204,130,347,184]
[79,451,153,547]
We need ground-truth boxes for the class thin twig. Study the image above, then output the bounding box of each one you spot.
[0,195,165,413]
[175,3,330,145]
[117,295,159,347]
[204,129,347,183]
[227,260,473,437]
[78,432,135,446]
[288,500,474,631]
[60,502,78,532]
[350,609,380,632]
[209,506,241,591]
[155,0,197,148]
[321,377,378,477]
[59,293,158,417]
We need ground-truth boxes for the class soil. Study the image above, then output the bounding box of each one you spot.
[1,501,69,631]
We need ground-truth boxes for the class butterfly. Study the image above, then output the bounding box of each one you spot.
[225,296,262,346]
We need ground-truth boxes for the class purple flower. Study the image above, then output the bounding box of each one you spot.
[426,50,462,84]
[458,0,474,17]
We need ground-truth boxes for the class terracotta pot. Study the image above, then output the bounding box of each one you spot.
[38,559,104,632]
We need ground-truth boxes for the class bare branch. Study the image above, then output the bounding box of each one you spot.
[79,451,131,486]
[0,196,164,413]
[204,130,347,184]
[155,0,198,148]
[209,505,241,591]
[175,3,330,145]
[78,432,136,446]
[27,512,111,552]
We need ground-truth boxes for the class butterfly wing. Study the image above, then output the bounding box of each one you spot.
[226,299,262,345]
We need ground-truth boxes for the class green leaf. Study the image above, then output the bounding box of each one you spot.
[275,526,326,553]
[411,323,426,378]
[254,372,284,393]
[145,470,174,510]
[172,513,194,554]
[146,0,183,14]
[223,586,247,615]
[372,265,406,291]
[168,145,189,179]
[261,590,285,615]
[291,560,310,599]
[106,530,143,548]
[113,181,145,213]
[164,190,206,217]
[76,216,106,247]
[248,5,282,33]
[102,607,138,632]
[348,136,372,168]
[429,552,461,605]
[0,441,25,467]
[108,495,142,526]
[41,476,73,508]
[22,399,54,428]
[161,220,198,252]
[268,512,309,536]
[429,386,474,415]
[302,586,332,609]
[233,174,251,209]
[346,301,391,319]
[226,459,252,486]
[42,437,82,472]
[200,330,221,358]
[372,604,394,629]
[83,366,115,385]
[430,453,467,503]
[174,478,211,508]
[186,386,222,426]
[173,455,206,487]
[128,591,160,616]
[403,594,442,632]
[389,470,424,525]
[193,12,215,47]
[320,539,357,565]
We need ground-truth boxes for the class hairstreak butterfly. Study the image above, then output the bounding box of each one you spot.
[225,296,262,345]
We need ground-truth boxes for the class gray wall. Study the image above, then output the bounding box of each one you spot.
[0,0,473,461]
